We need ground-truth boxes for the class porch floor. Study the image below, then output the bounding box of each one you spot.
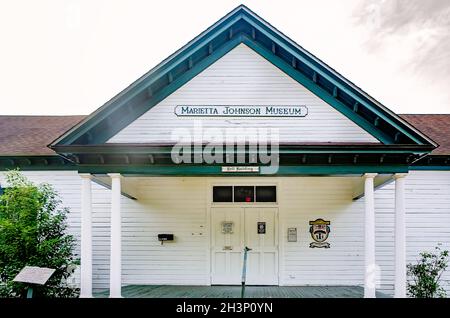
[94,285,390,298]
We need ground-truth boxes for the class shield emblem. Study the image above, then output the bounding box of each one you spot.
[309,219,331,248]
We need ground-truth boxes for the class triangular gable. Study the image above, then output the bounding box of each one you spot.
[50,5,436,149]
[108,44,378,144]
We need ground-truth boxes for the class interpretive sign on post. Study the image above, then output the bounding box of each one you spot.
[13,266,55,285]
[13,266,56,298]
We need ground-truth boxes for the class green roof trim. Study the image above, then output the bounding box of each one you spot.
[1,154,448,173]
[52,143,433,155]
[0,156,76,171]
[410,166,450,171]
[76,164,409,176]
[50,5,436,149]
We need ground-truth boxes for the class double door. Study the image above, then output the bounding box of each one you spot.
[211,207,278,285]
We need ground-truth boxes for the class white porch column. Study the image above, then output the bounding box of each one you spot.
[364,173,377,298]
[394,173,407,298]
[79,173,93,298]
[108,173,122,298]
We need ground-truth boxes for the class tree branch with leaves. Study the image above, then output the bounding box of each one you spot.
[0,170,79,298]
[407,244,449,298]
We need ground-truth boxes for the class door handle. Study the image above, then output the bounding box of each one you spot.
[223,246,233,250]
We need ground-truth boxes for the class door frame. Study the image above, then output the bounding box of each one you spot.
[206,179,281,285]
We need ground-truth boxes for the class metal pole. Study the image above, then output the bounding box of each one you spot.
[27,286,33,298]
[241,246,252,298]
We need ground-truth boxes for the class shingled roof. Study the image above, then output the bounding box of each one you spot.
[0,116,85,155]
[0,114,448,156]
[400,114,450,155]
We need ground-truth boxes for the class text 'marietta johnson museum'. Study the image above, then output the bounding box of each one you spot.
[1,5,449,298]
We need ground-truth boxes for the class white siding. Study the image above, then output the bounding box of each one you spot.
[1,170,449,297]
[0,172,208,290]
[279,177,364,286]
[121,178,208,286]
[374,170,450,296]
[108,44,379,144]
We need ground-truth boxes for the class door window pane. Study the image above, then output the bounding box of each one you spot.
[234,186,254,202]
[256,186,276,202]
[213,186,232,202]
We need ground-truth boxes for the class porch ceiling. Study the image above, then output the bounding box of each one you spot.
[90,174,391,201]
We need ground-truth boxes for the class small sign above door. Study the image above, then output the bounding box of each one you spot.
[257,222,266,234]
[222,167,259,173]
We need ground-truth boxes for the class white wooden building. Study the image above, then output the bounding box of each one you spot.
[1,5,449,298]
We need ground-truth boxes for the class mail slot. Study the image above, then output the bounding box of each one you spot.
[158,234,174,244]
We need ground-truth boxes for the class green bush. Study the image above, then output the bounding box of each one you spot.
[407,244,449,298]
[0,170,79,297]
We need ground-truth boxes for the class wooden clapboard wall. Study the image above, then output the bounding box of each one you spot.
[1,171,449,296]
[373,171,450,295]
[107,44,379,144]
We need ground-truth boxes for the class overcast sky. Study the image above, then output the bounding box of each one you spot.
[0,0,449,115]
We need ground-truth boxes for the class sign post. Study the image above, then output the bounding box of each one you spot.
[241,246,252,298]
[13,266,56,298]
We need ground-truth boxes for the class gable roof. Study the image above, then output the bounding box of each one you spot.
[0,116,85,155]
[401,114,450,155]
[50,5,436,150]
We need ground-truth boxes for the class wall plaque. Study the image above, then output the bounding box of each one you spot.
[309,219,331,248]
[287,227,297,242]
[221,221,234,234]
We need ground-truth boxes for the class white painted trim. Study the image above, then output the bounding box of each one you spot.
[205,178,212,285]
[108,173,122,298]
[79,173,92,298]
[394,173,407,298]
[364,173,377,298]
[275,206,280,286]
[277,178,284,286]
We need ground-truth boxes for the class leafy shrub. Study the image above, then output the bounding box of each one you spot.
[407,244,449,298]
[0,170,79,297]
